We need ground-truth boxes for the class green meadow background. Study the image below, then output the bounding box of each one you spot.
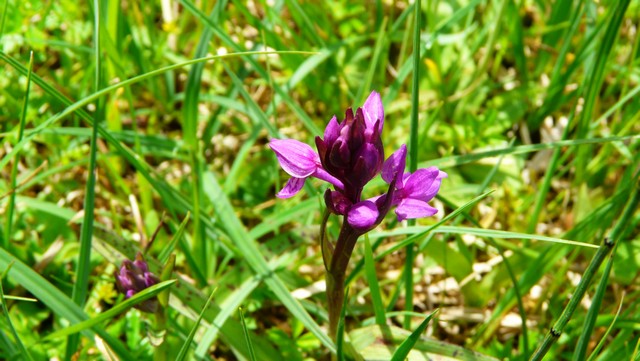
[1,0,639,360]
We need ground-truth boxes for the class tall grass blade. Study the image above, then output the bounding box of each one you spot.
[0,247,133,359]
[157,212,190,264]
[0,51,315,172]
[403,0,421,329]
[202,171,335,351]
[45,280,176,340]
[390,310,437,361]
[336,287,349,361]
[364,236,386,326]
[3,51,33,249]
[239,307,257,361]
[67,1,103,356]
[0,263,33,361]
[575,0,631,182]
[585,292,625,361]
[175,287,217,361]
[573,176,640,360]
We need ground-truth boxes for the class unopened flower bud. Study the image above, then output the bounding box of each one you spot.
[114,253,159,313]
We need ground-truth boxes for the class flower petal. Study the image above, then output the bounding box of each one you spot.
[269,139,319,177]
[362,91,384,134]
[382,144,407,185]
[323,115,340,144]
[276,177,306,198]
[353,142,384,182]
[347,200,380,230]
[395,198,438,221]
[402,167,440,201]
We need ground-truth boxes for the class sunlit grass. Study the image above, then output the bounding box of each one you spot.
[1,1,639,360]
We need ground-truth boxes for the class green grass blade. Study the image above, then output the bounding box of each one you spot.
[0,248,134,360]
[373,225,598,249]
[45,280,176,340]
[239,307,257,361]
[364,236,386,326]
[574,178,640,360]
[67,1,103,355]
[0,50,315,172]
[178,0,322,136]
[356,17,387,104]
[194,265,262,357]
[403,0,422,330]
[0,0,7,41]
[336,287,349,361]
[3,51,33,249]
[376,190,495,260]
[175,287,217,361]
[575,0,631,182]
[202,171,335,351]
[424,135,639,170]
[0,263,33,361]
[183,5,220,283]
[157,212,190,264]
[390,310,438,361]
[529,238,613,361]
[586,292,625,361]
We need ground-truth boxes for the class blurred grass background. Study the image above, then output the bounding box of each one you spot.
[1,0,639,360]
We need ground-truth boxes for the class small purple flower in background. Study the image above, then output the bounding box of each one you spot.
[114,252,160,313]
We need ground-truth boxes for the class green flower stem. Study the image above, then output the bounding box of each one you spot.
[326,222,360,340]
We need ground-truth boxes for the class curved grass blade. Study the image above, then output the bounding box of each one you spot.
[4,52,33,249]
[376,190,495,260]
[0,50,316,171]
[45,280,176,340]
[585,291,625,361]
[202,171,335,351]
[157,212,190,265]
[390,309,438,361]
[239,307,257,361]
[573,179,640,360]
[194,264,262,358]
[175,287,217,361]
[0,263,33,361]
[0,247,134,360]
[336,287,349,361]
[364,236,385,327]
[423,135,639,170]
[66,1,103,355]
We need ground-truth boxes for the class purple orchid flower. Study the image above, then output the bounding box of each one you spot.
[381,145,448,222]
[269,90,447,340]
[345,145,447,229]
[315,92,385,194]
[269,91,446,231]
